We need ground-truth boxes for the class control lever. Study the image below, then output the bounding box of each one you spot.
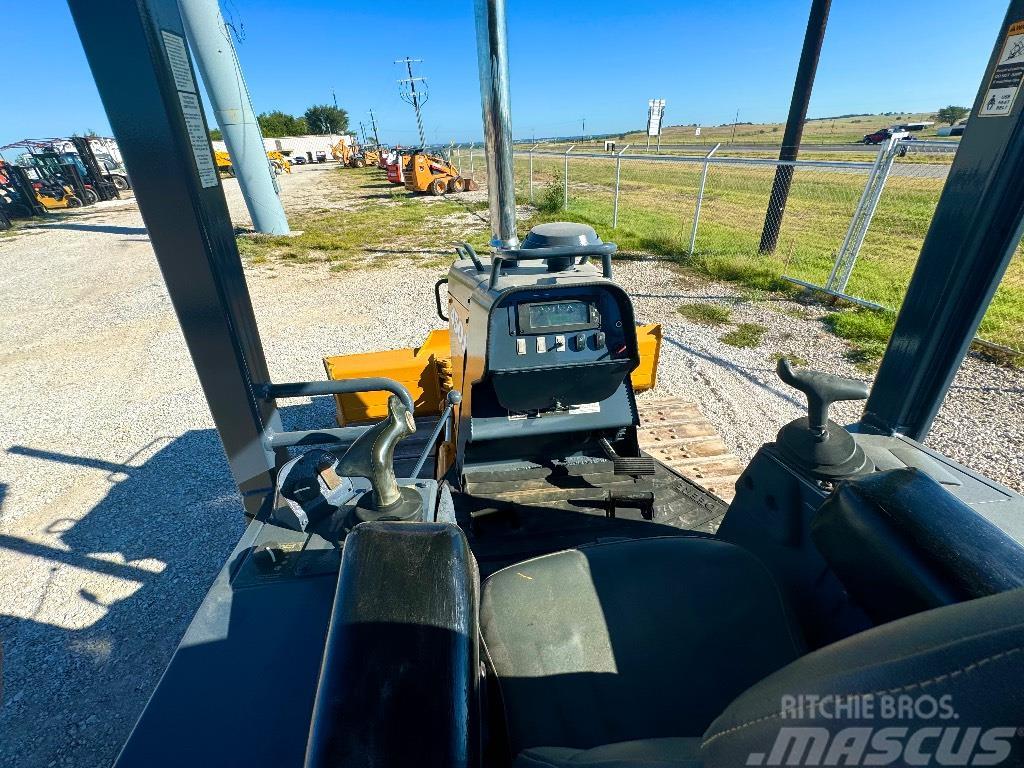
[336,395,423,522]
[775,358,873,479]
[776,359,869,438]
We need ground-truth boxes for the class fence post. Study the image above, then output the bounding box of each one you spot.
[826,138,900,292]
[529,143,538,203]
[835,138,900,292]
[456,145,463,174]
[688,143,721,255]
[563,144,575,210]
[612,143,630,229]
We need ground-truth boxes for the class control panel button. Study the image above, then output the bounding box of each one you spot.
[536,336,547,353]
[516,338,527,355]
[554,334,565,351]
[574,333,586,351]
[595,332,606,349]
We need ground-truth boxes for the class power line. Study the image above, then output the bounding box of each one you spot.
[395,57,429,147]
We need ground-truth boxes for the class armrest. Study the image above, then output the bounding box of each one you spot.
[305,522,480,768]
[811,468,1024,624]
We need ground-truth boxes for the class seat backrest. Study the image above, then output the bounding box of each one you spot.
[811,468,1024,625]
[702,587,1024,768]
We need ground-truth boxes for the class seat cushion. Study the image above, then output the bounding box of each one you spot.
[481,536,803,754]
[516,738,703,768]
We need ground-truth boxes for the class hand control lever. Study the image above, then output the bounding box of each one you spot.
[336,395,423,521]
[776,359,869,438]
[775,358,873,479]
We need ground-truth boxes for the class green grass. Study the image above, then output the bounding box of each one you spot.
[771,352,810,368]
[677,302,732,326]
[531,112,961,148]
[720,322,767,348]
[823,309,897,368]
[238,167,492,269]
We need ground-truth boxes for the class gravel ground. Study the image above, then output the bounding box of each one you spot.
[1,163,1021,767]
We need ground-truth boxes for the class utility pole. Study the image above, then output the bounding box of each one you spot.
[359,121,368,145]
[730,108,739,144]
[758,0,832,254]
[178,0,289,234]
[396,57,428,148]
[332,89,338,109]
[368,108,381,147]
[582,117,586,140]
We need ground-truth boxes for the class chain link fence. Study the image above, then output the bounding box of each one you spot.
[450,139,1021,356]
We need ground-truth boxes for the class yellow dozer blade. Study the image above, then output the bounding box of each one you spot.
[323,324,661,425]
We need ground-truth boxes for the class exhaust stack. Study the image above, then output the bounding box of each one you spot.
[474,0,519,249]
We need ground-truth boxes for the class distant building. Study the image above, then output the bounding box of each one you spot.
[211,134,355,159]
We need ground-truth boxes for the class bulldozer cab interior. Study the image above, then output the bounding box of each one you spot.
[63,0,1024,766]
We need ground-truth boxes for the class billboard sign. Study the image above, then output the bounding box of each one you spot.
[646,99,666,137]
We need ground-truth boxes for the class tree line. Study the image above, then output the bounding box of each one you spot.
[209,105,349,140]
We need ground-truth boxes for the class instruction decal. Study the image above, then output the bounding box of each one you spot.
[979,20,1024,117]
[179,92,219,188]
[161,30,196,94]
[161,29,218,188]
[508,402,601,421]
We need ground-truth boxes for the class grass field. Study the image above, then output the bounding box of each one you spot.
[527,112,962,148]
[509,152,1022,358]
[237,170,492,271]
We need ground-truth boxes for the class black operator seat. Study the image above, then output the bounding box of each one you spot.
[480,536,805,761]
[481,525,1024,767]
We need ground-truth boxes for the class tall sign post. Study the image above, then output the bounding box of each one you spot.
[646,99,666,151]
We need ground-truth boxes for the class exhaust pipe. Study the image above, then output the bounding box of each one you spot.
[474,0,519,249]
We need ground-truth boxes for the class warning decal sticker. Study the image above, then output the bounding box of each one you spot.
[160,30,219,188]
[979,20,1024,117]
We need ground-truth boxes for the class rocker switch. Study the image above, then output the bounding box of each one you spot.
[554,335,565,351]
[516,338,527,355]
[595,332,606,349]
[574,333,587,351]
[536,336,547,353]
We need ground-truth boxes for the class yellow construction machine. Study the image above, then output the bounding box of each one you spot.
[333,139,380,168]
[403,150,477,195]
[267,150,292,174]
[215,150,291,177]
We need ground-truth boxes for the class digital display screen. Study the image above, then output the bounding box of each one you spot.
[528,301,590,328]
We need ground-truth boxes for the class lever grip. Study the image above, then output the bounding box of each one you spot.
[777,358,868,432]
[335,395,416,510]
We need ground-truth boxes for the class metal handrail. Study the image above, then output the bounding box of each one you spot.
[257,378,415,414]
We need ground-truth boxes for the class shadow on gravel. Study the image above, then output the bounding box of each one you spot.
[663,333,806,410]
[27,223,149,236]
[0,430,238,768]
[0,401,343,768]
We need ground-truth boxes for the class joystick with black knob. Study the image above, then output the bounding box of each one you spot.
[775,358,873,479]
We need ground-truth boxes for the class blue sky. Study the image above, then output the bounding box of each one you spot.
[0,0,1009,150]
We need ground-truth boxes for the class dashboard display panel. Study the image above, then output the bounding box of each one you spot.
[517,299,600,334]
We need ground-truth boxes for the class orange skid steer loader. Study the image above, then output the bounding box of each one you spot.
[404,151,478,195]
